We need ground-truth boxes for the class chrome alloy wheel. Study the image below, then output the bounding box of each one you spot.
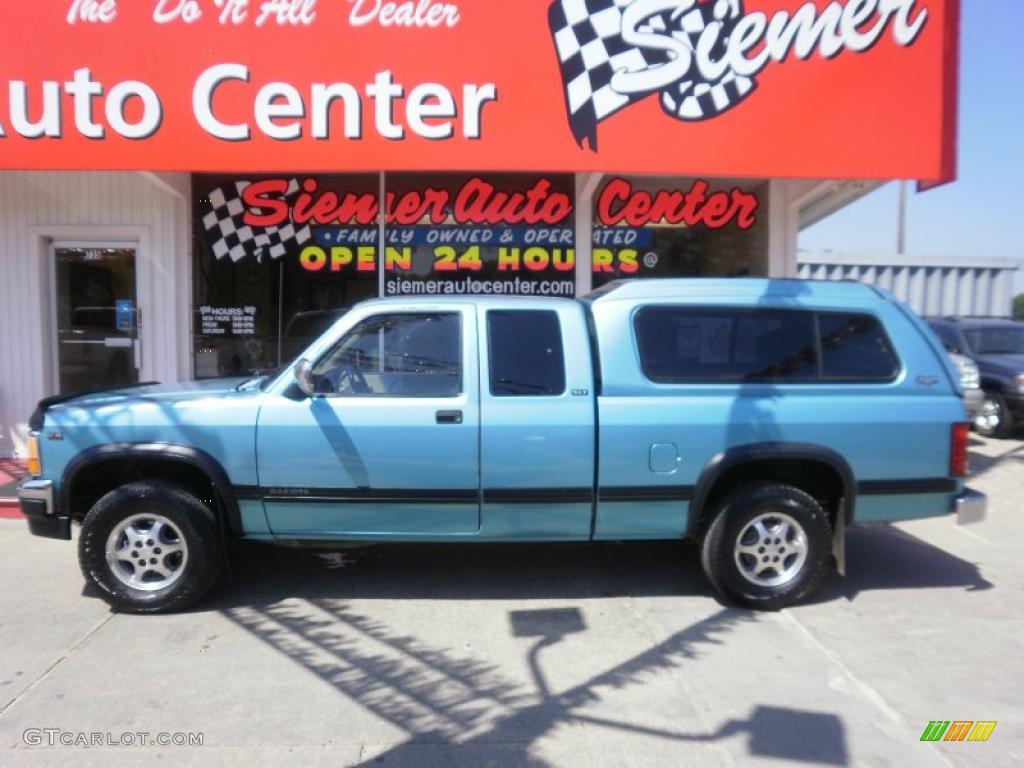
[733,512,809,588]
[105,513,189,591]
[974,395,1002,435]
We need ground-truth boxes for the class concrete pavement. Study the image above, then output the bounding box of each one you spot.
[0,435,1021,767]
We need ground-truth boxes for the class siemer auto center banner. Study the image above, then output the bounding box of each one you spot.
[194,172,763,297]
[0,0,958,182]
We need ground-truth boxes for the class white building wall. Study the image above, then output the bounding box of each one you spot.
[0,171,191,458]
[769,179,833,278]
[797,254,1022,318]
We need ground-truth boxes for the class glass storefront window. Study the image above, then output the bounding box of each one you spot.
[192,172,576,379]
[382,173,576,299]
[191,172,767,380]
[591,176,768,288]
[192,174,379,378]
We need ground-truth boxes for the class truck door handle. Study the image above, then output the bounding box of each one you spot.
[436,410,463,424]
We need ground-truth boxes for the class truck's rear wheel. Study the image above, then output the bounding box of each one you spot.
[78,481,222,613]
[700,482,832,610]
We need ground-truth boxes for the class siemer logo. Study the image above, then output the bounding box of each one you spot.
[548,0,929,148]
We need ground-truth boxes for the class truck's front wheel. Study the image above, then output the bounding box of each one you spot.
[975,390,1013,438]
[700,482,832,610]
[78,481,223,613]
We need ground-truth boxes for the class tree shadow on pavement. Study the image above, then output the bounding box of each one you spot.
[217,595,848,766]
[80,528,981,763]
[197,530,986,765]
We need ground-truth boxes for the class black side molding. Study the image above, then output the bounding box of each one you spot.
[255,487,479,504]
[599,486,695,502]
[485,488,592,504]
[243,486,595,505]
[233,485,262,501]
[857,478,958,495]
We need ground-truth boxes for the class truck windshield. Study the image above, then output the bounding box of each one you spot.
[965,327,1024,355]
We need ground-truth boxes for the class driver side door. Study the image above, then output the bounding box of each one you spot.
[255,305,480,538]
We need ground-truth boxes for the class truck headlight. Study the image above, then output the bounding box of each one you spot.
[1015,373,1024,392]
[958,359,980,390]
[26,432,41,476]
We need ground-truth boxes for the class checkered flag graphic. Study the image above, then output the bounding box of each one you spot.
[201,179,312,263]
[548,0,757,149]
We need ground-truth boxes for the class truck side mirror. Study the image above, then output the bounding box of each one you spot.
[293,358,316,397]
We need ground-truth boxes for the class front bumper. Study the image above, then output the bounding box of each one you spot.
[954,487,987,526]
[963,388,984,420]
[18,479,71,540]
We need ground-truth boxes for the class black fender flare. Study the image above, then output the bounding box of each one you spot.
[60,442,244,536]
[686,442,857,538]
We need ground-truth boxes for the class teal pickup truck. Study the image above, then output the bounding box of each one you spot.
[20,279,986,612]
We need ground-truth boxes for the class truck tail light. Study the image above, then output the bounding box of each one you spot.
[950,423,969,477]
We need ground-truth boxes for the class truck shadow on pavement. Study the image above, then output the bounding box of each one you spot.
[206,523,991,607]
[810,525,993,604]
[965,440,1024,479]
[218,540,714,603]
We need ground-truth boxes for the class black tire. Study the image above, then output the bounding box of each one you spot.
[78,481,223,613]
[701,482,832,610]
[974,390,1013,439]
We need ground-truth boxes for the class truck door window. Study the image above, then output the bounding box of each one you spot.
[487,310,566,396]
[311,312,461,396]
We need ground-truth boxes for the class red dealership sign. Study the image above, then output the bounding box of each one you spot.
[597,178,758,229]
[242,176,574,227]
[0,1,958,182]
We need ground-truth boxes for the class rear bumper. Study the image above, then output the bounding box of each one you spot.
[954,487,987,526]
[18,479,71,540]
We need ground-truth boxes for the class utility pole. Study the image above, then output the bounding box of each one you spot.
[897,180,907,255]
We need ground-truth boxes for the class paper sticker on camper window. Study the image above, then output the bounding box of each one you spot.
[700,318,733,364]
[676,325,700,359]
